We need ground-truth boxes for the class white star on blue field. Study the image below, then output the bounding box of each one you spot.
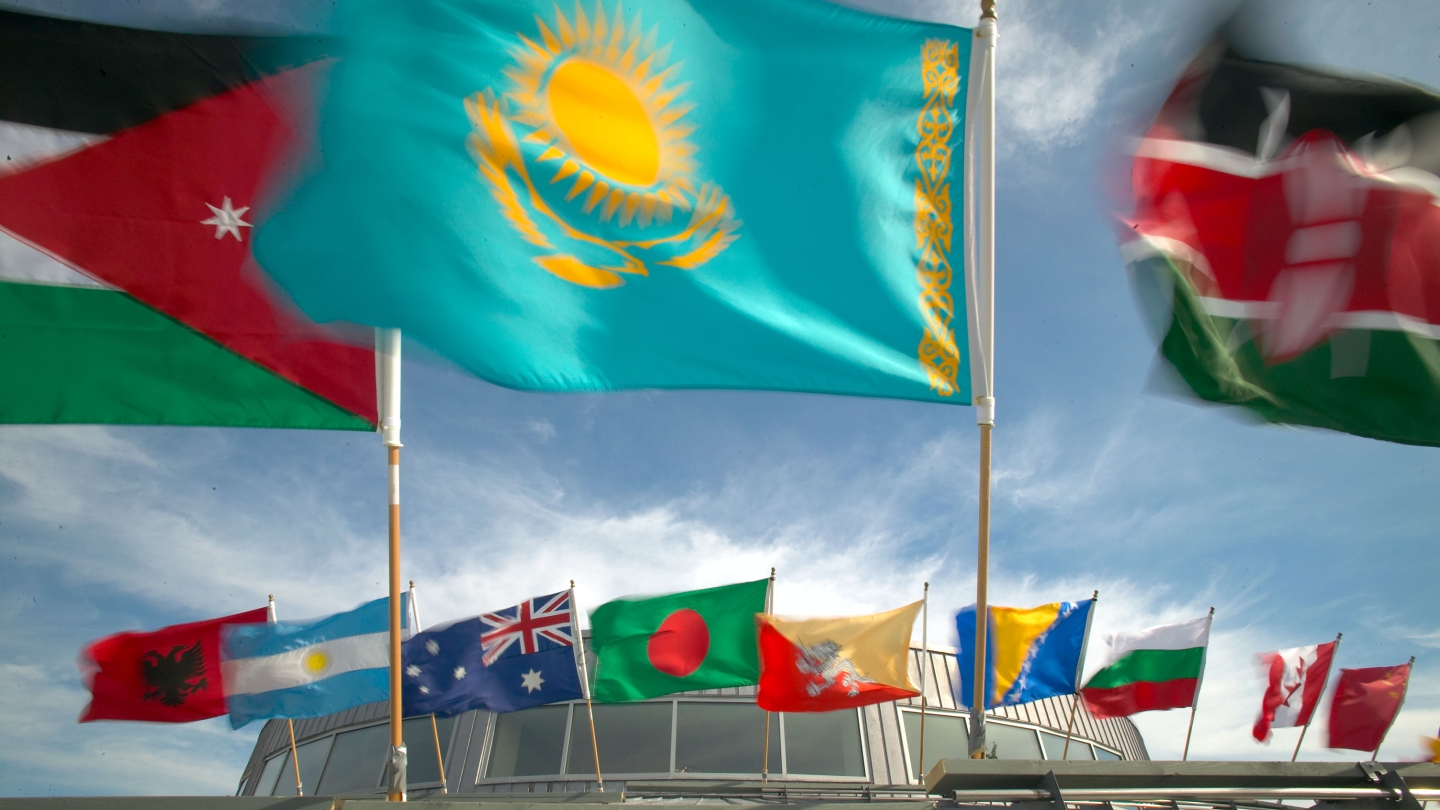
[1,0,1438,797]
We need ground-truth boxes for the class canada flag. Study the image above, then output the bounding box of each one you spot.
[1252,639,1337,743]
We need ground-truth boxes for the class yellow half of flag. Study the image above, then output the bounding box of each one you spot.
[764,601,922,690]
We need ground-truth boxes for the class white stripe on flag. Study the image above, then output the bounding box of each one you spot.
[1270,644,1321,728]
[222,630,389,696]
[1094,616,1210,669]
[0,120,105,176]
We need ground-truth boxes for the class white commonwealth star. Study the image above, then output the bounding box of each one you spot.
[453,666,467,680]
[405,664,421,678]
[520,669,545,694]
[425,639,441,655]
[200,196,252,241]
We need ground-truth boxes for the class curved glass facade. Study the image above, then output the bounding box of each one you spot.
[237,646,1148,798]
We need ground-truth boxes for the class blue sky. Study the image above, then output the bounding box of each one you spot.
[1,0,1438,797]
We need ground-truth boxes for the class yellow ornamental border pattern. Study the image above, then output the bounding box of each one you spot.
[915,39,961,397]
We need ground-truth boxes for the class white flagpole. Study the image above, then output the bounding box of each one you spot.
[569,581,604,792]
[1182,607,1214,761]
[379,328,406,802]
[408,580,421,635]
[917,582,930,783]
[762,568,775,783]
[967,0,998,758]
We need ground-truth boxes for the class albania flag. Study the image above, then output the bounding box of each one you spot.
[79,607,268,723]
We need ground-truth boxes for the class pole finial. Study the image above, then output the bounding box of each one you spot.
[1336,632,1343,640]
[1092,590,1099,599]
[981,0,996,20]
[1208,606,1215,615]
[924,581,929,591]
[570,579,576,588]
[268,594,274,601]
[409,580,414,590]
[770,567,776,578]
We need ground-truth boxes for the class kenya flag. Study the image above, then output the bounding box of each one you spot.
[1120,36,1440,446]
[0,10,376,430]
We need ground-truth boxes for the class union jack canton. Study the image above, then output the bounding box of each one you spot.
[480,590,576,666]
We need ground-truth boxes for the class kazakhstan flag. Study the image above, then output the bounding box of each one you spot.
[257,0,975,403]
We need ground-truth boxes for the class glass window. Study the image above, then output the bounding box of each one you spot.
[271,736,334,796]
[487,705,570,778]
[403,715,457,785]
[1039,731,1093,760]
[1095,746,1123,761]
[784,710,865,777]
[254,753,286,797]
[567,702,672,775]
[902,711,968,779]
[674,702,778,775]
[984,723,1042,760]
[317,723,389,795]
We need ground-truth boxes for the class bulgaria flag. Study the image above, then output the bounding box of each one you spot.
[1119,34,1440,447]
[1081,615,1211,719]
[1252,640,1338,742]
[589,579,769,702]
[0,9,377,430]
[756,602,921,713]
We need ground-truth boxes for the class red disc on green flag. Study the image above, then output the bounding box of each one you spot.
[648,609,710,677]
[590,579,767,702]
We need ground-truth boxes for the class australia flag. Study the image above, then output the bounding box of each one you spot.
[402,590,584,716]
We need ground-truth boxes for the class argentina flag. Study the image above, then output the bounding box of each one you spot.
[222,595,407,728]
[403,590,583,716]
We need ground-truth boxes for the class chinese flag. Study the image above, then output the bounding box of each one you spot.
[1326,663,1412,752]
[79,607,268,723]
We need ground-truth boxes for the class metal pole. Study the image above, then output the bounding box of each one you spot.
[1292,632,1341,762]
[1063,591,1099,759]
[1061,695,1080,759]
[380,328,406,802]
[1182,607,1214,761]
[918,582,929,783]
[570,581,604,792]
[969,0,997,759]
[763,568,775,783]
[287,719,303,796]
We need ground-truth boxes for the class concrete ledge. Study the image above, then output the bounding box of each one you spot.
[924,760,1440,796]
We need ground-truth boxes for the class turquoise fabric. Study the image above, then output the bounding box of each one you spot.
[257,0,973,403]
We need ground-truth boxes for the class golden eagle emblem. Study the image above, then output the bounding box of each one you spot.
[465,2,741,289]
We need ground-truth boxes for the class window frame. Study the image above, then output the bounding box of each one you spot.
[899,707,1128,774]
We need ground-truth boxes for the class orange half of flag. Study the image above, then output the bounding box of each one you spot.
[756,601,922,713]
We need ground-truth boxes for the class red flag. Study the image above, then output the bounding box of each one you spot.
[79,607,268,723]
[1252,640,1336,742]
[1326,662,1412,752]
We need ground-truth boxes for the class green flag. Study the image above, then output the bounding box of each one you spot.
[590,579,768,702]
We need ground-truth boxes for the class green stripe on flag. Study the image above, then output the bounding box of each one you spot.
[0,282,372,430]
[1084,646,1205,690]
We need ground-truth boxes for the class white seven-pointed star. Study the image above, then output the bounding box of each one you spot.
[520,669,544,693]
[200,197,252,241]
[453,666,467,680]
[405,664,421,678]
[419,685,430,694]
[425,639,441,655]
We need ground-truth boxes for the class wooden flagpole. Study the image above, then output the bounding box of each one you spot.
[917,582,929,783]
[762,568,776,783]
[430,714,447,793]
[1292,632,1342,762]
[1181,607,1215,761]
[287,719,303,796]
[1062,591,1099,759]
[1371,656,1415,760]
[570,581,604,792]
[380,328,406,802]
[968,0,998,758]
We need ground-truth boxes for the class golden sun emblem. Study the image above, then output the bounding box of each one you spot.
[465,2,740,289]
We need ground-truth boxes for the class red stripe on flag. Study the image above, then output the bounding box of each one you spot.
[755,620,917,713]
[1081,678,1198,719]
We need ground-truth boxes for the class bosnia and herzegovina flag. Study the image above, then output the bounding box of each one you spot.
[257,0,977,404]
[1121,32,1440,447]
[0,9,377,430]
[956,600,1094,709]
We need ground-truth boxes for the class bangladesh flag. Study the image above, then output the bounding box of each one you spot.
[589,579,768,703]
[0,9,376,430]
[1121,34,1440,447]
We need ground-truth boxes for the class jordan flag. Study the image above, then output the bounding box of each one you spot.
[1119,33,1440,447]
[0,10,377,430]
